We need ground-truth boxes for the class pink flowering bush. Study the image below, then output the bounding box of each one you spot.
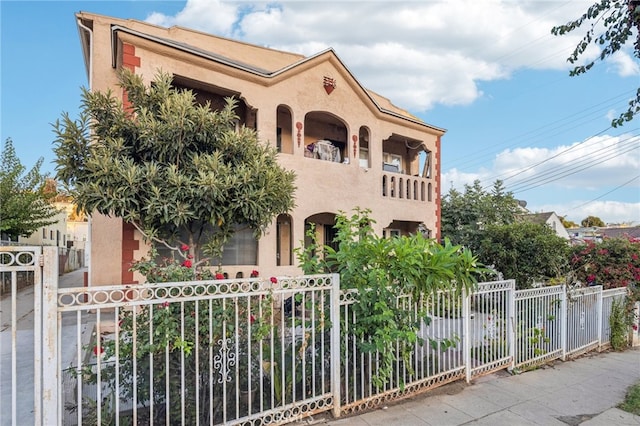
[568,236,640,289]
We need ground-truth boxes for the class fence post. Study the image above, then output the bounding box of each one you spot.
[29,246,43,426]
[596,287,603,350]
[560,285,567,361]
[507,280,516,371]
[40,246,58,426]
[632,301,640,347]
[330,273,341,418]
[463,287,471,383]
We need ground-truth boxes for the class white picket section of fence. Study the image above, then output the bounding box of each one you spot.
[1,245,636,426]
[467,280,515,379]
[600,287,629,347]
[565,286,602,357]
[514,285,565,369]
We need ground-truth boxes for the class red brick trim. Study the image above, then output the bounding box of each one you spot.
[121,222,139,284]
[121,43,141,113]
[122,43,140,72]
[435,135,442,242]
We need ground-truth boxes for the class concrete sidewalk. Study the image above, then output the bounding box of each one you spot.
[318,349,640,426]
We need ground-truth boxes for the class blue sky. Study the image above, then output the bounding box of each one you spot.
[2,0,639,225]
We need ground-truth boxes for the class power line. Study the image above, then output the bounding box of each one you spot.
[564,174,640,213]
[508,141,639,193]
[448,90,636,171]
[500,131,640,190]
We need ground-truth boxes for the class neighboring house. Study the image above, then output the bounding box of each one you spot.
[75,12,445,286]
[568,225,640,244]
[18,201,70,248]
[17,200,88,273]
[599,226,640,240]
[520,212,570,239]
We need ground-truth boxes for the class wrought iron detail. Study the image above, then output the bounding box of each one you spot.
[214,337,236,383]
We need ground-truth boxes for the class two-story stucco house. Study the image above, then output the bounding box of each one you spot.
[76,12,445,285]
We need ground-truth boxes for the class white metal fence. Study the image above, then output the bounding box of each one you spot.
[1,246,637,425]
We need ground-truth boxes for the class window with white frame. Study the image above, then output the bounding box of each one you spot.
[383,153,402,173]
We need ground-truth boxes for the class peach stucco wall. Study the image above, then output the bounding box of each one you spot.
[78,12,444,284]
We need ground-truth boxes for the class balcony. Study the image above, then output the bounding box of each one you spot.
[382,173,432,202]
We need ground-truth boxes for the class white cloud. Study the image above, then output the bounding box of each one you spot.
[513,135,637,188]
[145,0,239,35]
[534,200,640,226]
[445,133,640,192]
[144,0,596,111]
[442,132,640,224]
[608,51,640,77]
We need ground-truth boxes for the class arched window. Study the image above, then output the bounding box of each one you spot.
[359,126,370,168]
[276,105,293,154]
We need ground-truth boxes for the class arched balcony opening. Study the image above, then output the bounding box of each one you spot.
[304,111,349,163]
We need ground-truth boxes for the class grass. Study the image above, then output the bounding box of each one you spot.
[618,381,640,416]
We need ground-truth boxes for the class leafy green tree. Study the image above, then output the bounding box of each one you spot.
[0,138,59,240]
[560,216,579,229]
[581,215,606,227]
[53,69,296,265]
[476,222,570,289]
[551,0,640,127]
[440,180,521,250]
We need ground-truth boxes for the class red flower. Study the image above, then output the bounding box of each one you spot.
[633,324,638,331]
[162,301,170,308]
[250,314,256,324]
[182,259,192,268]
[270,277,278,284]
[587,274,596,283]
[632,254,639,261]
[181,244,189,251]
[93,345,105,356]
[250,270,259,278]
[215,273,225,280]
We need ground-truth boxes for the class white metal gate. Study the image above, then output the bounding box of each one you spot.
[1,245,58,426]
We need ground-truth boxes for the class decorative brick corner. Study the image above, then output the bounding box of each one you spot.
[122,43,140,71]
[122,43,140,113]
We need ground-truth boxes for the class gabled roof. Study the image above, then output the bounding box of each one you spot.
[520,212,555,225]
[76,12,444,134]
